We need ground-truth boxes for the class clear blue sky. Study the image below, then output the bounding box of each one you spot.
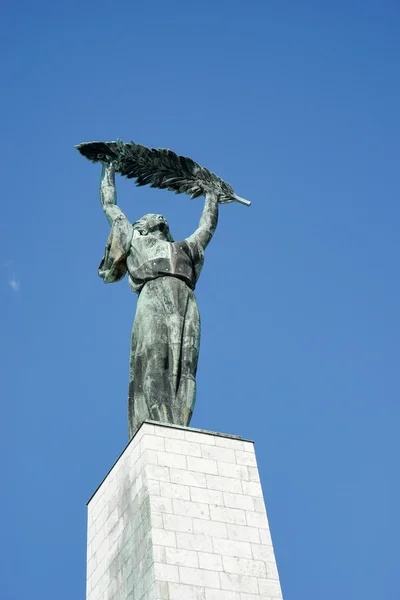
[1,1,399,599]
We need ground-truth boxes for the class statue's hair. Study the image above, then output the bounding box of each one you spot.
[132,214,174,242]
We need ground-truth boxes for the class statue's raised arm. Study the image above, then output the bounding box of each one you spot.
[100,161,127,226]
[98,162,133,285]
[186,192,219,252]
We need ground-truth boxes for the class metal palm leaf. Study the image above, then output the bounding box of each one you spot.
[76,139,251,206]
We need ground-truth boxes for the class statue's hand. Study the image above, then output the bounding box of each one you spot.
[205,189,220,202]
[99,153,118,168]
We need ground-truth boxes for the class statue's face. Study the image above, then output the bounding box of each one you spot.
[134,214,172,240]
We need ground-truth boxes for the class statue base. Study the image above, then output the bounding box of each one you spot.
[86,421,284,599]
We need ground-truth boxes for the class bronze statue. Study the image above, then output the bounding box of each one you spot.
[76,140,250,439]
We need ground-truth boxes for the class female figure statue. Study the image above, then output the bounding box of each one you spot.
[98,161,218,439]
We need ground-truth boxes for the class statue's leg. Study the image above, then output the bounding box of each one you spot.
[128,306,151,439]
[128,278,200,437]
[174,292,200,427]
[128,279,178,439]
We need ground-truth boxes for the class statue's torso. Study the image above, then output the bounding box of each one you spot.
[127,237,201,294]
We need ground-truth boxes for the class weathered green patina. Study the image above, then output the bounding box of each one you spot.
[77,140,250,440]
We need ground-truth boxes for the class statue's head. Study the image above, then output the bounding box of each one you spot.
[132,213,174,241]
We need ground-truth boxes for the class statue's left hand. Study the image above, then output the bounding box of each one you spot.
[99,153,116,166]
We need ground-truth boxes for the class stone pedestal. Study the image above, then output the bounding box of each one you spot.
[86,422,283,600]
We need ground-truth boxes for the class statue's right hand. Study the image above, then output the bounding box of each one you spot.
[100,156,118,171]
[98,153,110,163]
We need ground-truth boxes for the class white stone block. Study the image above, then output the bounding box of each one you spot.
[193,517,228,539]
[146,479,161,496]
[141,449,159,467]
[259,529,272,545]
[205,590,240,600]
[154,562,180,583]
[145,463,170,483]
[152,545,166,563]
[154,425,186,440]
[258,578,283,598]
[170,467,207,488]
[141,434,165,452]
[267,560,280,580]
[157,450,187,469]
[160,481,190,500]
[210,505,246,526]
[168,582,206,600]
[235,450,257,467]
[201,445,236,463]
[251,542,275,562]
[150,511,164,529]
[223,492,254,511]
[151,528,176,548]
[176,532,213,553]
[163,513,193,533]
[141,585,156,600]
[190,486,223,506]
[165,438,202,457]
[220,572,258,594]
[222,556,267,578]
[215,436,245,451]
[198,551,223,571]
[252,497,266,513]
[218,462,249,481]
[242,480,263,497]
[173,498,210,520]
[188,456,219,475]
[248,467,260,482]
[90,527,105,555]
[246,511,269,529]
[206,474,243,494]
[149,495,173,514]
[138,422,155,438]
[87,554,97,578]
[212,537,253,559]
[185,431,216,445]
[86,422,283,600]
[179,566,221,589]
[227,523,260,544]
[165,547,199,568]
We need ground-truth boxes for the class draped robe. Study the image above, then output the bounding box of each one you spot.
[99,213,206,439]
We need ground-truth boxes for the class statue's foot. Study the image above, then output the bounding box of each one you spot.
[182,407,192,427]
